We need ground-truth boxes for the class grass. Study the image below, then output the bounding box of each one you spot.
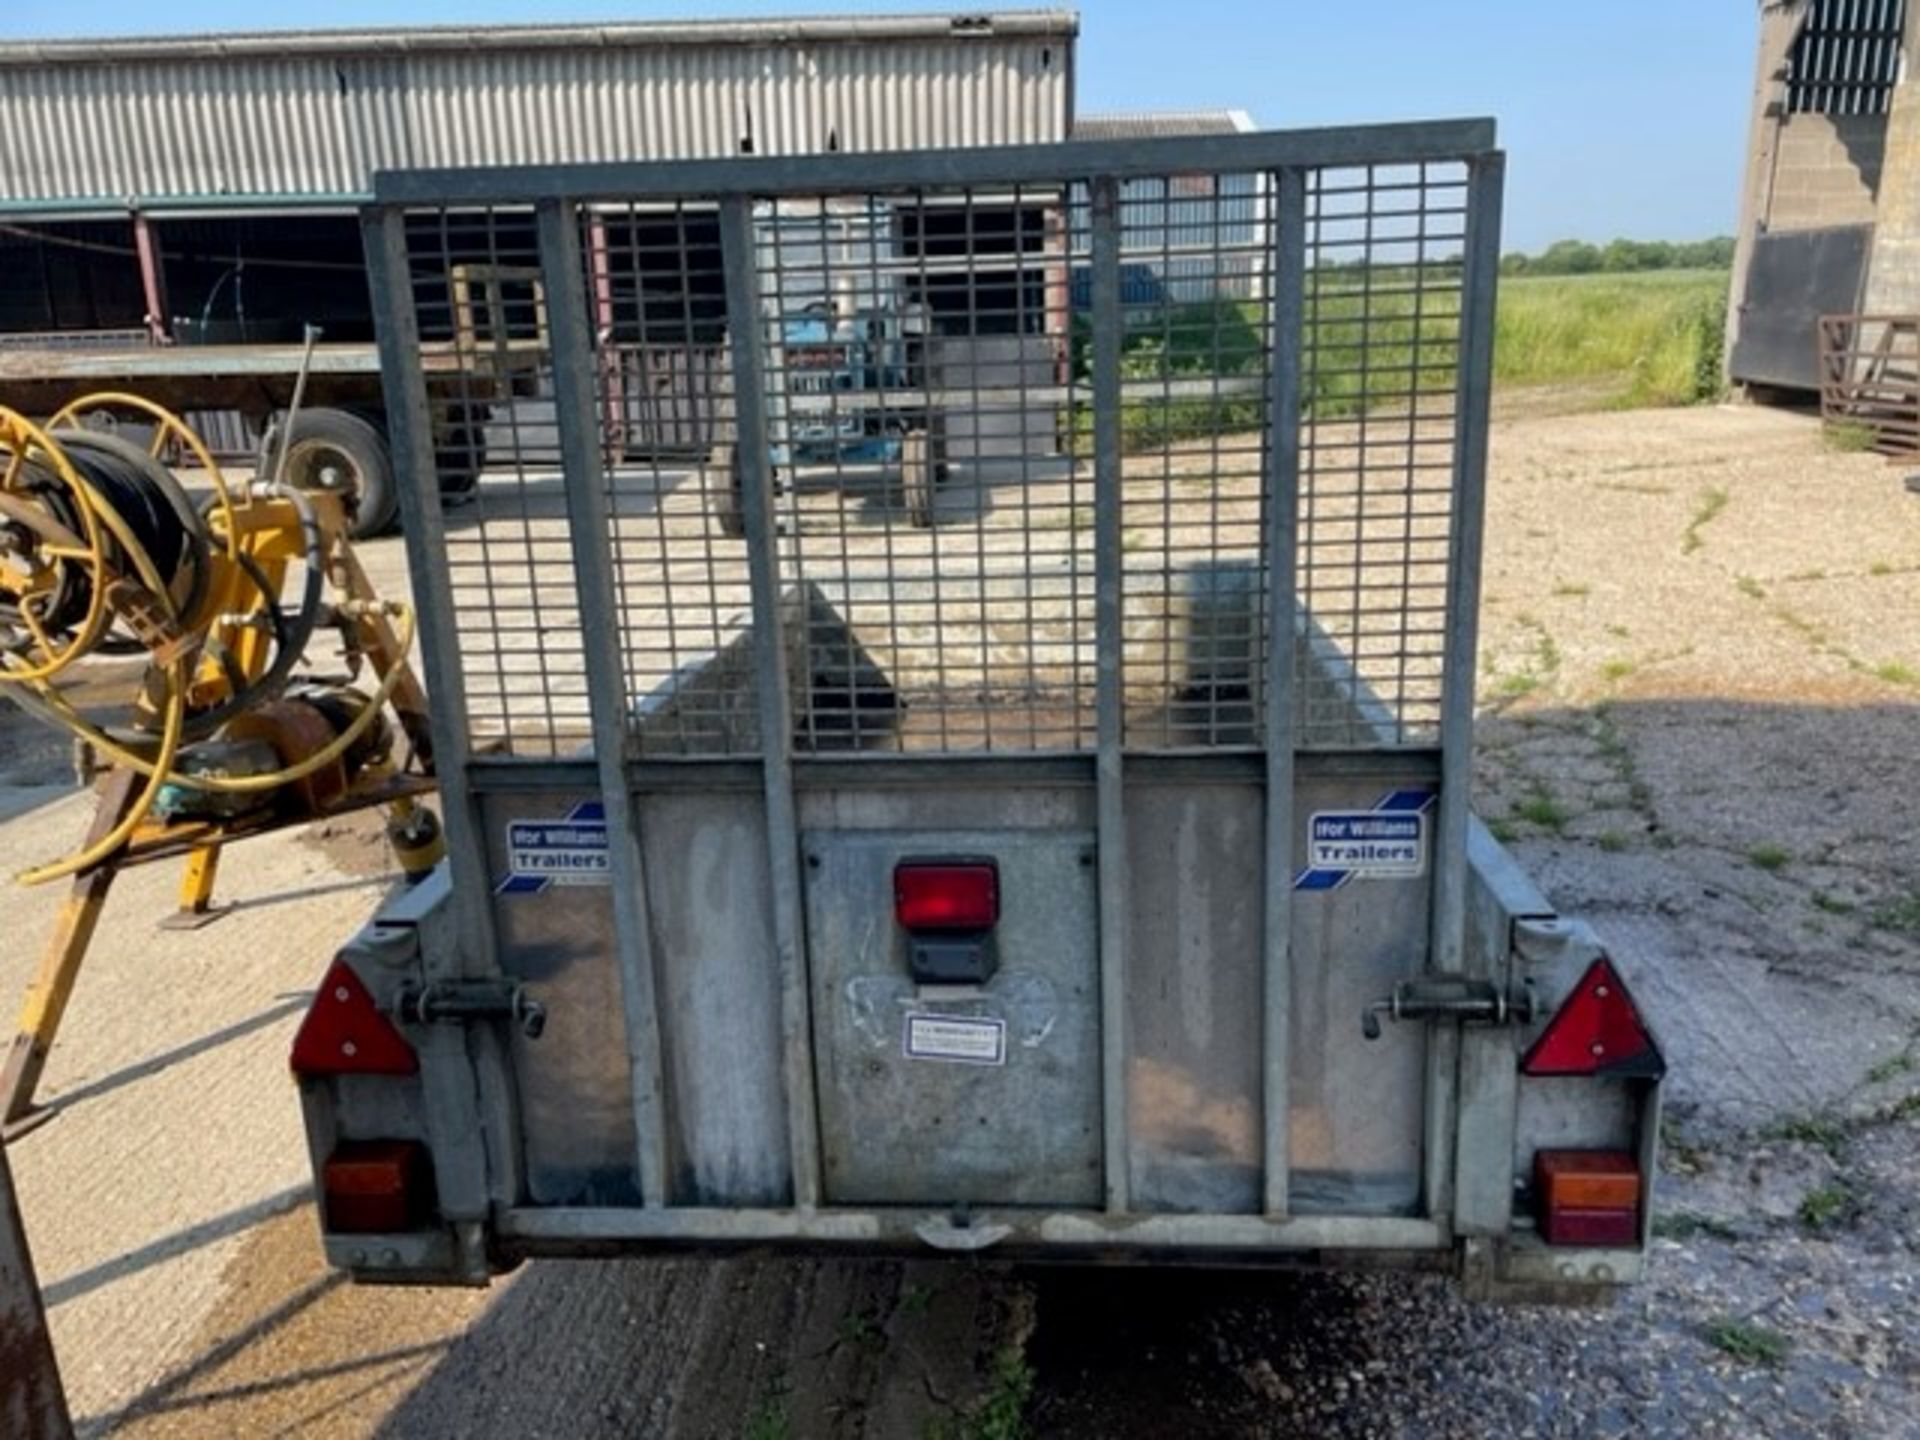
[1075,268,1728,453]
[1496,269,1728,407]
[1797,1184,1853,1230]
[1747,843,1790,872]
[1516,789,1569,832]
[1600,658,1636,682]
[1596,830,1630,854]
[1866,1053,1913,1085]
[1874,662,1919,686]
[1683,486,1730,555]
[1824,419,1880,453]
[744,1401,790,1440]
[1552,581,1591,598]
[1705,1318,1792,1368]
[1653,1210,1737,1242]
[1812,891,1855,915]
[926,1347,1034,1440]
[1766,1113,1850,1153]
[1871,893,1920,935]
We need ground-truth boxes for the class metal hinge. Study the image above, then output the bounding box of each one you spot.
[394,980,546,1040]
[1361,976,1535,1040]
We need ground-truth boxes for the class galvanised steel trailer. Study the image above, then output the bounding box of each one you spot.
[290,119,1665,1303]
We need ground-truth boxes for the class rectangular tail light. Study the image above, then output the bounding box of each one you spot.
[1535,1149,1641,1247]
[894,859,999,932]
[323,1139,433,1234]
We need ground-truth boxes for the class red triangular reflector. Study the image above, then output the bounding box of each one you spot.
[1521,957,1663,1078]
[290,961,419,1076]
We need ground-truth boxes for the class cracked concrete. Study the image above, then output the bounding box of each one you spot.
[1,401,1916,1435]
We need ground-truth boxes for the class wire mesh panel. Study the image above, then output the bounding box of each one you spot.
[748,185,1097,754]
[587,203,767,757]
[1296,161,1467,749]
[374,126,1497,766]
[1108,169,1277,749]
[401,206,587,758]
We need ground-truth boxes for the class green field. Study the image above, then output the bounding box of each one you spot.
[1079,266,1731,452]
[1495,268,1729,408]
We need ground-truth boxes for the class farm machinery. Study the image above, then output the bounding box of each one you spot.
[0,394,437,1131]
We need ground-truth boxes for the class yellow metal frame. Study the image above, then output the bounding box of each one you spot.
[0,409,436,1129]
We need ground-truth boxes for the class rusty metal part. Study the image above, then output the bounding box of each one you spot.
[0,1131,72,1439]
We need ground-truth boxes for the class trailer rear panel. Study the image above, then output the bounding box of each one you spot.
[298,122,1662,1299]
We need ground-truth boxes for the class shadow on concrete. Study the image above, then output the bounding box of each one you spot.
[44,1183,309,1309]
[75,1270,349,1439]
[40,996,309,1118]
[218,871,396,916]
[0,784,77,825]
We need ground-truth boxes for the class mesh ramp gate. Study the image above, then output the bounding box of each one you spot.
[363,120,1502,1244]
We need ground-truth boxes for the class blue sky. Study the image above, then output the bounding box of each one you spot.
[1,0,1755,252]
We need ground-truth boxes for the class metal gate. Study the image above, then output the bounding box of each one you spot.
[362,119,1502,1253]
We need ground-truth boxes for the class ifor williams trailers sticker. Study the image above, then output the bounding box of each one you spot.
[496,801,609,894]
[1293,789,1435,890]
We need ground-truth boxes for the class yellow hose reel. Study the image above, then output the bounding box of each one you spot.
[0,399,420,884]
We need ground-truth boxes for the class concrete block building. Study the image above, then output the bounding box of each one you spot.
[1728,0,1920,391]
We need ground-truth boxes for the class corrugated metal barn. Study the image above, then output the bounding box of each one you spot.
[0,10,1077,455]
[0,13,1077,208]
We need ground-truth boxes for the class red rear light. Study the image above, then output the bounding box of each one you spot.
[1521,957,1663,1078]
[323,1139,432,1233]
[291,960,419,1076]
[894,860,999,931]
[1535,1149,1642,1246]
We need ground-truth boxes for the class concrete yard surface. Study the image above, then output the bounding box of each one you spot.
[0,400,1916,1435]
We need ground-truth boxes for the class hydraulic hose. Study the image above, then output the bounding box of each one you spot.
[14,656,187,886]
[1,398,413,883]
[17,601,415,796]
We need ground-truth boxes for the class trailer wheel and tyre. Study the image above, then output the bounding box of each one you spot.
[902,416,950,530]
[259,408,397,539]
[711,443,746,539]
[433,405,491,504]
[901,429,936,529]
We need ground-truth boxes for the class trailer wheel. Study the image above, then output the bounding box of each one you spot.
[434,405,491,502]
[903,429,935,529]
[260,408,397,538]
[712,444,747,539]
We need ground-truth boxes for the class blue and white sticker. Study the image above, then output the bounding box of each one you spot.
[497,802,609,894]
[1294,789,1435,891]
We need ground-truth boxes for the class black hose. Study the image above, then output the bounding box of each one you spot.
[50,429,213,629]
[11,449,326,747]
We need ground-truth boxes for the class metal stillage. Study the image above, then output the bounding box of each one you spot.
[352,120,1510,1266]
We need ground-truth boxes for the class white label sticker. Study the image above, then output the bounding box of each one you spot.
[1307,809,1427,879]
[903,1013,1007,1066]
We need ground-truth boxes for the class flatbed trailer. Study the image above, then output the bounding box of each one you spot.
[0,277,545,536]
[288,119,1666,1305]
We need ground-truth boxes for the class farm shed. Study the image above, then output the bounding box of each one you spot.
[1728,0,1920,395]
[0,13,1078,455]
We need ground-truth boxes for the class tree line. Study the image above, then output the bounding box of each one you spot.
[1500,236,1735,277]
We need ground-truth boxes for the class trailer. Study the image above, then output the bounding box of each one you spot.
[0,270,547,537]
[289,120,1665,1304]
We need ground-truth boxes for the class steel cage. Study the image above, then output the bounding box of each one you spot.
[361,118,1505,1256]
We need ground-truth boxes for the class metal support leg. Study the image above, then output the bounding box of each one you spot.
[1,770,140,1130]
[159,844,226,931]
[0,1132,72,1439]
